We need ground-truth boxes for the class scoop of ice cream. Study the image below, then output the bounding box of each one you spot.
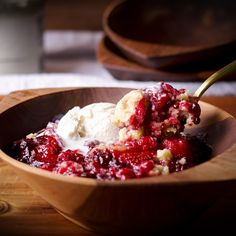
[56,103,119,152]
[79,103,119,142]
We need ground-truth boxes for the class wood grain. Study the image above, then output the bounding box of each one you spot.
[0,164,100,236]
[103,0,236,69]
[0,89,236,235]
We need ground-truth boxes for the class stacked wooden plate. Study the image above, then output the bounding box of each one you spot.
[97,0,236,81]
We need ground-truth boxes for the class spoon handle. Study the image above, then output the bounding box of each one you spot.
[194,60,236,98]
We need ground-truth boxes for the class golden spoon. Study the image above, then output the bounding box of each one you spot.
[194,60,236,98]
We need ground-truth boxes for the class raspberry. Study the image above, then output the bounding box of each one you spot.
[96,167,117,180]
[116,168,136,180]
[11,135,62,167]
[129,97,147,129]
[88,148,114,168]
[57,149,84,163]
[33,135,61,165]
[135,160,155,177]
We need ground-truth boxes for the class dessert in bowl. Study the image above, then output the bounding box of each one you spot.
[0,85,235,234]
[8,83,211,180]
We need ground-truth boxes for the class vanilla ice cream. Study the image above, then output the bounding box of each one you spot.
[56,103,119,153]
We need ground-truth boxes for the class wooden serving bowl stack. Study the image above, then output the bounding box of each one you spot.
[0,88,236,234]
[98,0,236,81]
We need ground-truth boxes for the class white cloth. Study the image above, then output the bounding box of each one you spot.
[0,73,235,96]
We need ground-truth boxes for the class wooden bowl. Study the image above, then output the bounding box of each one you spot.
[97,36,236,81]
[0,88,236,234]
[103,0,236,69]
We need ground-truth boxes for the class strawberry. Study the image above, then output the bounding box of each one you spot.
[124,136,158,151]
[117,150,155,166]
[162,136,192,158]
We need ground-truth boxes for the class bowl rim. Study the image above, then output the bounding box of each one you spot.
[0,87,235,186]
[103,0,236,58]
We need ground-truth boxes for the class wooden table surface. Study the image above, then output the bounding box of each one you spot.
[0,95,235,236]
